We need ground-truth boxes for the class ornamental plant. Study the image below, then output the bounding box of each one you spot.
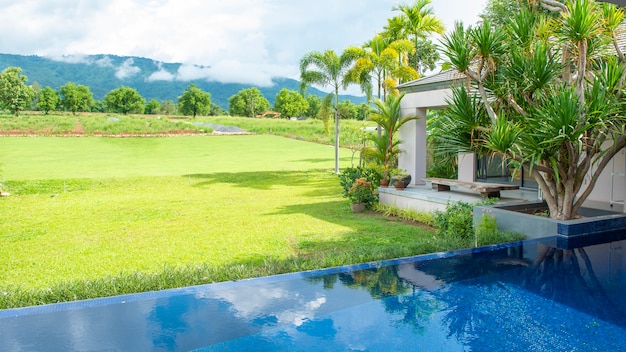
[347,178,377,204]
[438,0,626,220]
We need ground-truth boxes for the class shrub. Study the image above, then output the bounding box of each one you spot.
[474,213,525,246]
[347,178,377,204]
[426,162,457,179]
[338,167,381,197]
[372,203,435,226]
[433,201,475,240]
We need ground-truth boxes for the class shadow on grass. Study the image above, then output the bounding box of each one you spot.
[185,169,339,195]
[267,199,437,258]
[0,200,438,309]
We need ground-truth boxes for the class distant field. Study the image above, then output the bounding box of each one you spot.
[0,112,375,147]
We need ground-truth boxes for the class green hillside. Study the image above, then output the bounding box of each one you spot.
[0,54,366,109]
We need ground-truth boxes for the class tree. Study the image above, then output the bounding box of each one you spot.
[438,0,626,220]
[37,86,59,114]
[104,86,146,114]
[209,102,228,116]
[274,89,309,118]
[480,0,524,27]
[144,99,161,114]
[346,35,418,102]
[60,83,93,115]
[305,95,322,118]
[410,39,440,75]
[300,49,358,173]
[178,84,211,118]
[337,100,358,120]
[160,100,177,115]
[0,67,34,116]
[228,87,270,117]
[391,0,445,73]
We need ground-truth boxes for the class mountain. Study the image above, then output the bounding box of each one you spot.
[0,53,366,109]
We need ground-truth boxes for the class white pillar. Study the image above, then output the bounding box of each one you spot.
[398,108,427,185]
[458,152,476,182]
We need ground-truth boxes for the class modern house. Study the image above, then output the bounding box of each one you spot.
[378,69,626,214]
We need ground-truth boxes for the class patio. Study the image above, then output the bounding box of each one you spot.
[379,184,623,214]
[379,184,540,213]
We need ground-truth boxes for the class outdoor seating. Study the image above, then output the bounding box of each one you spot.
[423,177,520,198]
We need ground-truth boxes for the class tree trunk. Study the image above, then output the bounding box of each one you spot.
[334,87,340,174]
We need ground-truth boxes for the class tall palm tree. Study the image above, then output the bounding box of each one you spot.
[369,92,420,177]
[392,0,445,72]
[300,49,358,174]
[347,36,411,101]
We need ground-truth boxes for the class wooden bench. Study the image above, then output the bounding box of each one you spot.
[423,178,520,198]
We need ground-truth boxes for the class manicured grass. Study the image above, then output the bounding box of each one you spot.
[0,134,449,309]
[0,134,343,180]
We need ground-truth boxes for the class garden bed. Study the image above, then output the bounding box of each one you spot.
[473,201,626,241]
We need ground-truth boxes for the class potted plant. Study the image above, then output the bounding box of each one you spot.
[389,169,411,190]
[347,178,376,212]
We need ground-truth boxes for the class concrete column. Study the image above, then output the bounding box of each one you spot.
[458,152,476,182]
[398,107,427,185]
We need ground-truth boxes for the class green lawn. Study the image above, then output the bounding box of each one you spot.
[0,134,444,308]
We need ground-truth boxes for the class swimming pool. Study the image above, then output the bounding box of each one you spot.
[2,235,626,351]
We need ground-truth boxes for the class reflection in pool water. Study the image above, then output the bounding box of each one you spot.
[1,236,626,351]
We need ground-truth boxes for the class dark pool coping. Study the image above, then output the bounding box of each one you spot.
[0,237,558,319]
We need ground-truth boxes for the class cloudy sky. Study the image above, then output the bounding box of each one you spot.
[0,0,487,89]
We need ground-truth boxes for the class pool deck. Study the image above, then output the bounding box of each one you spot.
[379,183,624,213]
[379,184,540,212]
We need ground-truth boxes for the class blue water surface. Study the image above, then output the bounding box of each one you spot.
[2,236,626,351]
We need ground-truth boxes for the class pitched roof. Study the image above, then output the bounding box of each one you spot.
[396,69,466,93]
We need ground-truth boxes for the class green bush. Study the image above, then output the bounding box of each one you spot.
[474,213,525,246]
[426,161,457,179]
[347,178,377,204]
[433,201,475,240]
[338,167,382,197]
[372,203,435,226]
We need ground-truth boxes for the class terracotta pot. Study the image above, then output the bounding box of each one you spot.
[380,178,390,188]
[350,203,366,212]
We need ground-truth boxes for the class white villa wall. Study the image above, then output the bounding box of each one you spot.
[586,148,626,208]
[398,89,451,186]
[457,153,476,182]
[398,109,427,185]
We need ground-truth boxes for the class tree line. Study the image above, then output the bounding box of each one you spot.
[0,66,369,120]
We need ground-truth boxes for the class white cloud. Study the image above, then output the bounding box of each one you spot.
[146,64,175,82]
[204,284,328,327]
[94,56,114,68]
[0,0,488,88]
[47,54,93,65]
[114,58,141,79]
[173,64,212,81]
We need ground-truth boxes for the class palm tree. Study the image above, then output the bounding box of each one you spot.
[347,36,417,103]
[300,50,358,174]
[392,0,445,73]
[368,92,420,179]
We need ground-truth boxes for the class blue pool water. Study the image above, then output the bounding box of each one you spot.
[2,236,626,351]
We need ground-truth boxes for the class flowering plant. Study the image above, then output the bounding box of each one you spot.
[347,178,376,204]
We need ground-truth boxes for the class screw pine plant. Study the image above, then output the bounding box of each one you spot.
[438,0,626,220]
